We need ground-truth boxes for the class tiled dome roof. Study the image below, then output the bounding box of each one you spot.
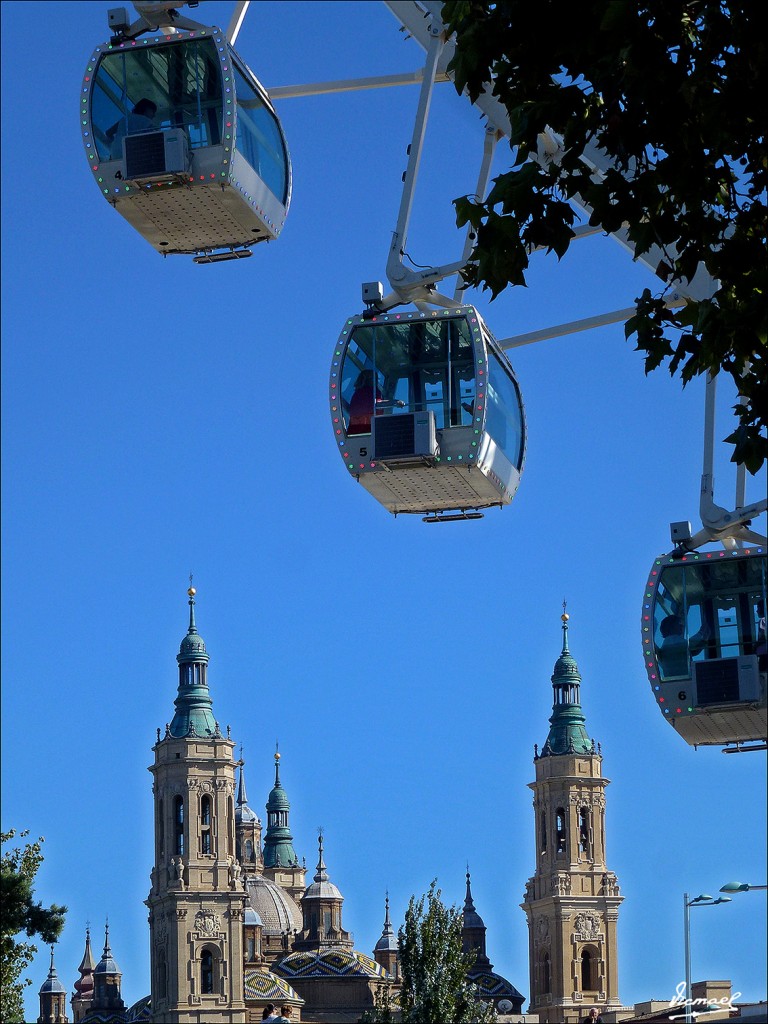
[246,875,302,934]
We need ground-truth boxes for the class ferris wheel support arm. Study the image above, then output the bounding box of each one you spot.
[453,124,502,302]
[268,69,451,100]
[385,19,444,292]
[385,1,718,304]
[226,0,250,46]
[698,373,767,538]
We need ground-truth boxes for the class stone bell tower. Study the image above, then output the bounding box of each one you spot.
[146,586,247,1024]
[521,610,624,1024]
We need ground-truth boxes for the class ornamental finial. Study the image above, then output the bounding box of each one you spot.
[561,600,570,652]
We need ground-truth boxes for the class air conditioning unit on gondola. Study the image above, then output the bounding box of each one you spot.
[692,655,761,707]
[124,129,190,179]
[373,410,437,464]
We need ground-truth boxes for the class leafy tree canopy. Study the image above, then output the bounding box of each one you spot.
[363,880,496,1024]
[1,830,67,1024]
[442,0,767,471]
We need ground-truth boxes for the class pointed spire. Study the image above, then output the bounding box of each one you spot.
[464,868,477,914]
[461,868,492,970]
[169,584,217,739]
[540,606,594,757]
[39,945,66,994]
[73,925,97,1000]
[77,925,96,974]
[102,920,113,960]
[314,830,328,883]
[94,919,121,976]
[462,867,485,930]
[237,746,249,808]
[375,891,398,953]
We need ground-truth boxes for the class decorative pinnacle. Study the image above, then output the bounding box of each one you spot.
[465,867,476,910]
[314,829,328,882]
[187,578,198,633]
[561,600,570,652]
[383,892,393,930]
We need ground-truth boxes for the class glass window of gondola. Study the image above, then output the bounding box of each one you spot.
[653,555,768,681]
[486,348,525,470]
[340,316,477,436]
[91,37,223,162]
[231,58,288,204]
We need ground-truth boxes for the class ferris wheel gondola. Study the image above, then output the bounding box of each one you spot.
[642,546,767,747]
[330,305,526,518]
[81,4,290,260]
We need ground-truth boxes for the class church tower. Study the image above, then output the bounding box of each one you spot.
[373,895,399,978]
[293,833,353,951]
[70,927,95,1022]
[235,758,263,876]
[37,946,69,1024]
[262,750,306,904]
[146,587,247,1024]
[521,611,623,1023]
[90,922,125,1017]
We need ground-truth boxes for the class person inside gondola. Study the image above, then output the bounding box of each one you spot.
[658,614,708,678]
[347,368,380,435]
[107,98,158,158]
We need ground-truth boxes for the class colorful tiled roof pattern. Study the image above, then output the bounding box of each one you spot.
[468,968,524,1000]
[275,948,390,980]
[125,995,152,1022]
[244,968,303,1003]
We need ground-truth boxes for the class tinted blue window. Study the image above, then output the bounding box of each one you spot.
[232,61,287,202]
[486,349,524,467]
[91,39,222,161]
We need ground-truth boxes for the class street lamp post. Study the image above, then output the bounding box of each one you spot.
[683,893,732,1024]
[719,881,768,894]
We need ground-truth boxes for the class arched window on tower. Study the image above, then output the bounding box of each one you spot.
[201,795,212,855]
[201,949,214,994]
[540,809,547,854]
[156,950,167,1001]
[579,807,591,857]
[542,951,551,993]
[157,798,164,862]
[227,797,234,857]
[581,947,598,991]
[174,796,185,857]
[556,808,567,853]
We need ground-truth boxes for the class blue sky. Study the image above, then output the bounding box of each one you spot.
[1,1,766,1019]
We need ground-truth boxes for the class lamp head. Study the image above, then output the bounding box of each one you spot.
[720,881,749,893]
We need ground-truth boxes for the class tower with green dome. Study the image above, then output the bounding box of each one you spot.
[145,587,247,1024]
[521,610,625,1024]
[262,750,306,905]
